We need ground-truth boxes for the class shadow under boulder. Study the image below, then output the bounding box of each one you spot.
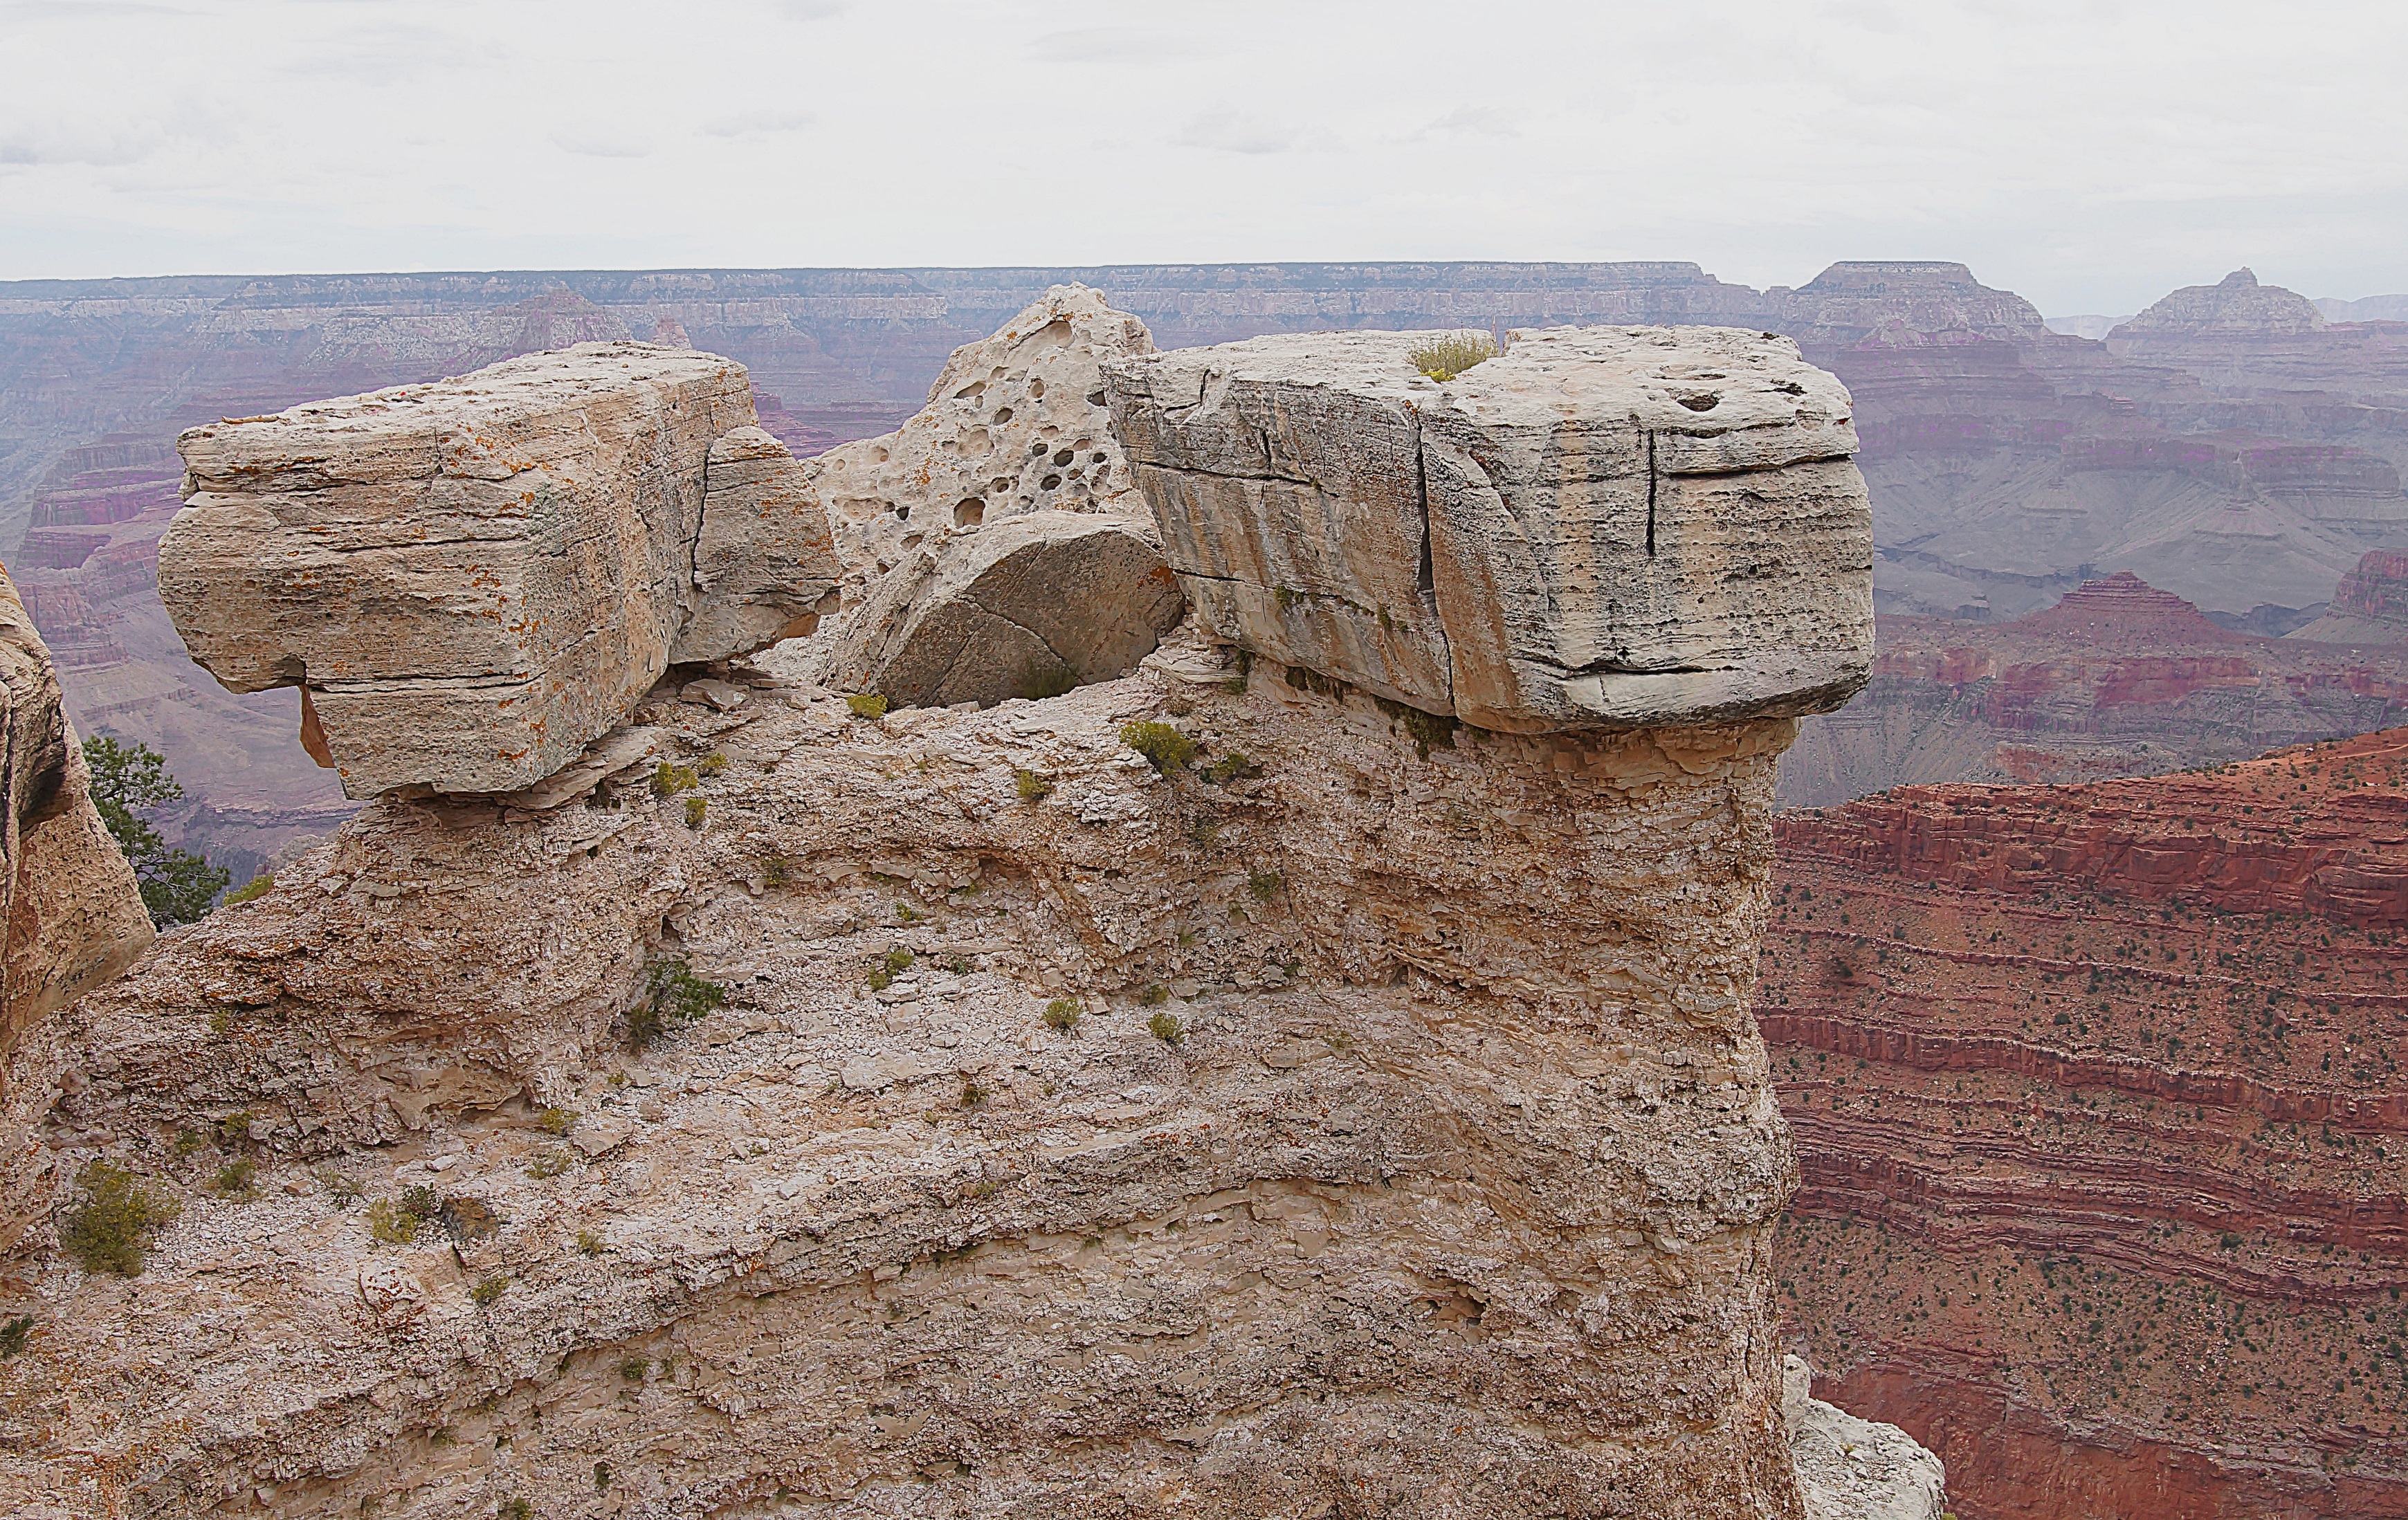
[819,511,1186,708]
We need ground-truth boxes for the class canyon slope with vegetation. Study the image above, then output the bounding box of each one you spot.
[1764,726,2408,1517]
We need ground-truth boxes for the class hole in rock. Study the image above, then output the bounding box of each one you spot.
[1086,390,1105,406]
[1090,450,1109,463]
[893,503,911,521]
[1028,377,1046,399]
[1052,448,1075,466]
[993,408,1014,424]
[1677,393,1720,412]
[1041,475,1061,491]
[954,497,985,528]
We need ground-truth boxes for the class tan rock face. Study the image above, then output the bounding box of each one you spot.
[1103,325,1875,732]
[804,286,1184,708]
[158,342,837,798]
[0,562,151,1250]
[808,284,1154,587]
[819,511,1187,708]
[10,654,1812,1518]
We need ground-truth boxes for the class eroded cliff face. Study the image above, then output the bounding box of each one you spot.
[0,560,153,1251]
[1763,728,2408,1517]
[9,650,1811,1519]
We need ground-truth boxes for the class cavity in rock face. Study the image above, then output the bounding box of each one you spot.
[158,342,837,798]
[0,561,151,1250]
[1102,324,1875,731]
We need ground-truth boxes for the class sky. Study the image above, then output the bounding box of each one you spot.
[1,0,2401,315]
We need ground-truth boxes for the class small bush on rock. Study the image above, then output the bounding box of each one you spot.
[224,873,273,906]
[209,1158,256,1198]
[1014,768,1053,803]
[472,1274,509,1307]
[1406,330,1497,383]
[1147,1010,1187,1045]
[1019,657,1077,700]
[651,762,700,797]
[1120,721,1196,773]
[684,796,708,830]
[846,693,890,720]
[1043,998,1081,1033]
[60,1162,178,1276]
[1248,866,1282,903]
[631,958,727,1050]
[1141,983,1170,1006]
[539,1107,575,1137]
[0,1315,31,1357]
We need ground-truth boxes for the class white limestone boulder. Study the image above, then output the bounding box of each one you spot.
[821,511,1186,708]
[161,342,838,797]
[1785,1356,1949,1520]
[1102,325,1873,732]
[808,283,1154,587]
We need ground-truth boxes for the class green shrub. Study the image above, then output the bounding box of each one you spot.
[527,1149,572,1180]
[1014,768,1053,803]
[1248,866,1282,902]
[0,1315,31,1357]
[958,1077,988,1108]
[576,1228,606,1257]
[1042,998,1081,1033]
[215,1109,255,1146]
[761,855,793,887]
[539,1107,575,1137]
[696,752,729,776]
[886,947,915,975]
[471,1274,509,1307]
[224,873,273,906]
[846,693,890,720]
[1405,330,1497,383]
[170,1128,206,1160]
[499,1498,531,1520]
[1147,1011,1187,1045]
[367,1184,444,1246]
[621,1355,650,1381]
[60,1162,178,1276]
[684,796,708,830]
[317,1168,363,1209]
[1120,721,1196,773]
[209,1158,256,1198]
[630,958,727,1050]
[1140,983,1170,1006]
[1202,752,1252,785]
[651,762,700,796]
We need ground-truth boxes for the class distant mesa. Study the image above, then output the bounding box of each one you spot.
[2108,267,2327,342]
[2003,570,2240,646]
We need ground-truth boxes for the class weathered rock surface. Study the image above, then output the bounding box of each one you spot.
[6,650,1818,1518]
[1780,571,2408,807]
[803,286,1185,708]
[0,561,152,1250]
[158,343,837,798]
[1104,325,1875,731]
[1787,1356,1947,1520]
[672,424,841,661]
[1764,729,2408,1517]
[819,511,1187,708]
[2294,549,2408,644]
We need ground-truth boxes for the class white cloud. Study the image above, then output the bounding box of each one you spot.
[1029,26,1207,63]
[550,126,653,159]
[700,109,815,138]
[1173,108,1326,156]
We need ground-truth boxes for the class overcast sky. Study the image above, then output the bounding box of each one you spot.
[2,0,2400,314]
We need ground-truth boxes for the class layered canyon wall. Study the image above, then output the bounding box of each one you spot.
[1764,728,2408,1517]
[1782,570,2408,807]
[0,323,1927,1517]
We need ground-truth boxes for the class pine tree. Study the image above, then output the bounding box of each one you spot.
[81,735,230,926]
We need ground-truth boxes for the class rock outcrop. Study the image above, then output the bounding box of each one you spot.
[0,561,152,1249]
[0,327,1909,1517]
[1787,1356,1947,1520]
[819,511,1186,708]
[1104,326,1874,732]
[1764,729,2408,1516]
[2293,549,2408,644]
[807,286,1185,708]
[158,344,838,798]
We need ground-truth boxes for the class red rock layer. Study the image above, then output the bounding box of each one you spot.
[1762,726,2408,1517]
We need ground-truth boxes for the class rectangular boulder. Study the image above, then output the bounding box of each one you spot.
[161,342,837,796]
[1102,325,1874,732]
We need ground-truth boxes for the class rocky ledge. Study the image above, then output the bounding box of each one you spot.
[8,311,1937,1519]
